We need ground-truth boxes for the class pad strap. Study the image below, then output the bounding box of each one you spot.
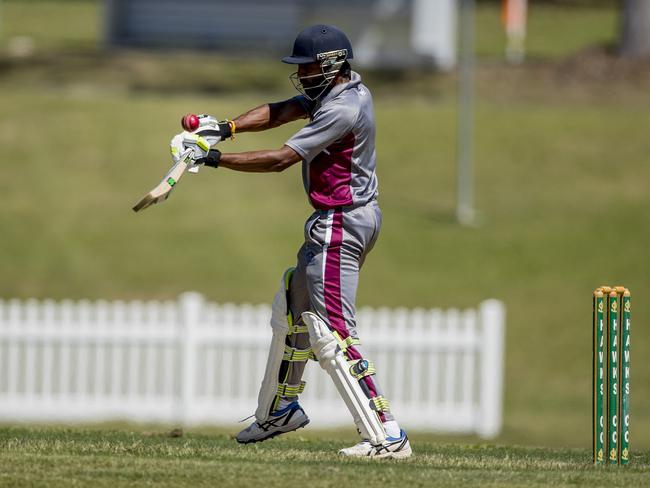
[283,345,316,362]
[371,395,390,412]
[348,359,376,380]
[277,381,306,398]
[333,331,361,352]
[288,324,309,335]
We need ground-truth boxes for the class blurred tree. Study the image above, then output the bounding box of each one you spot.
[620,0,650,57]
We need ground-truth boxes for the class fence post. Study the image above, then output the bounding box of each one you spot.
[478,299,506,438]
[179,292,203,425]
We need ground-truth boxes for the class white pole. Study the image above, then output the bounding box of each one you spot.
[457,0,476,226]
[179,292,202,425]
[478,299,506,438]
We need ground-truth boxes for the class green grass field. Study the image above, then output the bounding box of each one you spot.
[1,0,649,474]
[0,427,648,487]
[2,78,648,450]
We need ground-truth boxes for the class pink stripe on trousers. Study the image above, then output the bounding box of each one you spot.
[323,210,385,421]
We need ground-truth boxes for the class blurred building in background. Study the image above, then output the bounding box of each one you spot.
[105,0,458,69]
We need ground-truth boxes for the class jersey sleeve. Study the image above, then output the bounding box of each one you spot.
[285,102,358,163]
[291,95,318,117]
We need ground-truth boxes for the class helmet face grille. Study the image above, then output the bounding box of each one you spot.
[289,50,348,101]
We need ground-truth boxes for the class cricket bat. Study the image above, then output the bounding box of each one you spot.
[132,149,194,213]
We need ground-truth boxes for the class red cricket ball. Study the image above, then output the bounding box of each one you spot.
[181,113,199,131]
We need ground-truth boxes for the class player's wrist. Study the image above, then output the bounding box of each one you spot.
[218,120,235,140]
[198,148,222,168]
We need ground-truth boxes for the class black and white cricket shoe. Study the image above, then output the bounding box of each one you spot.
[235,402,310,444]
[339,430,412,459]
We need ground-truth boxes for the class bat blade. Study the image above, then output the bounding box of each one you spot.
[132,151,193,213]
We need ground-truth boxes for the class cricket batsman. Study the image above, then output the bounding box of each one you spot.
[171,24,411,459]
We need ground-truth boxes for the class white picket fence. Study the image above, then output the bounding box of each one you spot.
[0,293,505,438]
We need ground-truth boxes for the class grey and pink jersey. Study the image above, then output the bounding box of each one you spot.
[285,72,378,211]
[271,72,395,424]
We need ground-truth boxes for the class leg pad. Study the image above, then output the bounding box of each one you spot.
[302,311,386,445]
[255,268,310,422]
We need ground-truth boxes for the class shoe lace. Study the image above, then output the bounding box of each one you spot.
[238,413,255,423]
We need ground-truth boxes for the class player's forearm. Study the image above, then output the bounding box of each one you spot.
[231,104,273,133]
[218,147,301,173]
[232,100,306,133]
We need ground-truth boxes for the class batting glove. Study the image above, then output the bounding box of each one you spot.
[169,124,224,173]
[195,148,222,168]
[198,114,234,139]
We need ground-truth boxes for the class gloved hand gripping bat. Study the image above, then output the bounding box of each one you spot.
[131,114,232,213]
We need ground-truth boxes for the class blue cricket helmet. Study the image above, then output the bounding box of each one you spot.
[283,25,354,101]
[282,24,354,65]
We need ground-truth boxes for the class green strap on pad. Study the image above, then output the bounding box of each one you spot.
[332,331,360,353]
[371,395,390,412]
[288,324,309,335]
[346,356,386,413]
[348,359,377,380]
[277,381,306,398]
[283,345,315,362]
